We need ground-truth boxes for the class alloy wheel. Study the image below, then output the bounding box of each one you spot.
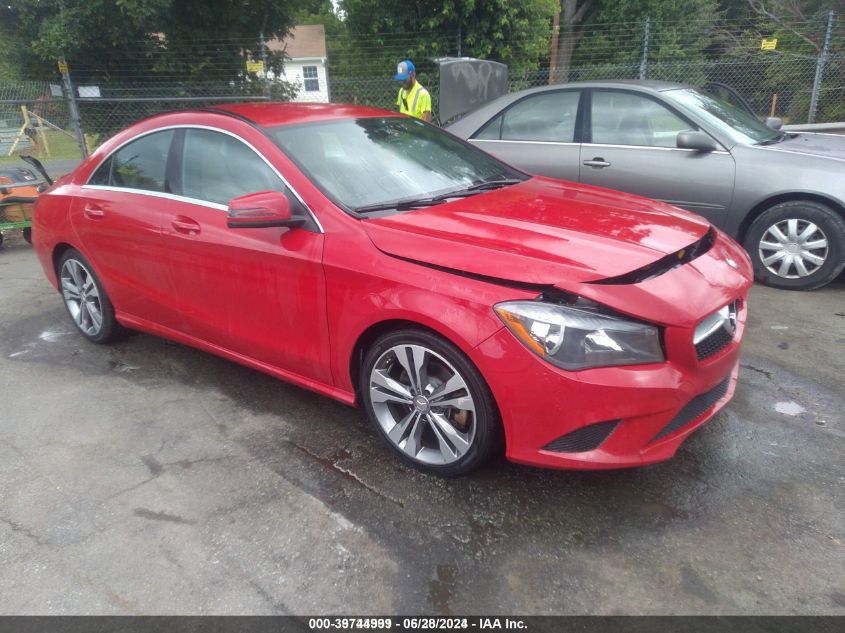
[60,258,104,336]
[368,343,476,465]
[759,218,829,279]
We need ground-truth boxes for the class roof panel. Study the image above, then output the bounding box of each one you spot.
[211,102,396,126]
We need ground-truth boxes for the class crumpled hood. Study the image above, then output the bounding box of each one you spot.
[363,177,711,285]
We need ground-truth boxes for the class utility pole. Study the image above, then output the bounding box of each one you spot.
[58,56,88,158]
[549,12,560,85]
[808,11,834,124]
[639,17,651,81]
[260,31,271,99]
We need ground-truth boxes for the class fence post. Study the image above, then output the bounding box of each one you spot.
[808,11,834,124]
[457,26,462,57]
[639,17,651,80]
[58,56,88,159]
[260,31,270,99]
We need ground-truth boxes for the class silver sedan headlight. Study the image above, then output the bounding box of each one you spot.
[494,301,664,370]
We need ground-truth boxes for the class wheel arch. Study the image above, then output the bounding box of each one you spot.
[348,319,459,403]
[52,242,77,277]
[738,192,845,243]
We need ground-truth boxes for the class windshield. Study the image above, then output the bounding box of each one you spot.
[268,117,523,212]
[665,88,782,145]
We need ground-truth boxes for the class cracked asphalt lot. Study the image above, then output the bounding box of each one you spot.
[1,235,843,614]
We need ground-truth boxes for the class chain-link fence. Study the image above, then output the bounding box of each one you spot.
[1,12,842,163]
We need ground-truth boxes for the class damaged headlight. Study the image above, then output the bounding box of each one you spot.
[494,301,664,370]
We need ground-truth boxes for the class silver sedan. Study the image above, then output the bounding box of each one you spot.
[447,80,845,291]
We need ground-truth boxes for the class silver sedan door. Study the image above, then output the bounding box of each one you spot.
[580,90,736,226]
[468,90,582,183]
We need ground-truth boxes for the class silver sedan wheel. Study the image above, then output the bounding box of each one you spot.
[759,218,829,279]
[60,259,104,336]
[369,344,476,466]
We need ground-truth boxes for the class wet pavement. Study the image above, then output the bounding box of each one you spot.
[0,236,843,614]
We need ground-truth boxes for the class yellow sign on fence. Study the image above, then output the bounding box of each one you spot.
[761,38,778,50]
[58,60,69,74]
[246,60,265,74]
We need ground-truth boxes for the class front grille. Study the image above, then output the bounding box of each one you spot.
[694,301,738,361]
[543,420,620,453]
[649,377,730,443]
[695,326,734,360]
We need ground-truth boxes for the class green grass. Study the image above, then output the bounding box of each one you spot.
[0,129,83,164]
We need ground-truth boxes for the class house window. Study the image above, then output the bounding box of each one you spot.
[303,65,319,92]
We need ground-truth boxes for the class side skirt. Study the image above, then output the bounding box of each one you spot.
[115,312,358,407]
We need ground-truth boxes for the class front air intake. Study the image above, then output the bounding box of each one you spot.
[542,420,620,453]
[649,377,730,443]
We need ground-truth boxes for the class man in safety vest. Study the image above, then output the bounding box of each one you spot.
[394,59,432,123]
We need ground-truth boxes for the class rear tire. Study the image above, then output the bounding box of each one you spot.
[57,248,124,343]
[744,200,845,290]
[22,227,32,244]
[360,328,502,477]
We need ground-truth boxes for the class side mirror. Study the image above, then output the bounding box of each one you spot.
[676,130,718,152]
[227,190,305,229]
[765,116,783,130]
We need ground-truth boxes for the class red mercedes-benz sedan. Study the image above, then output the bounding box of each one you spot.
[32,103,753,476]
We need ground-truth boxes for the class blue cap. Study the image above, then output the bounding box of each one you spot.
[394,59,415,81]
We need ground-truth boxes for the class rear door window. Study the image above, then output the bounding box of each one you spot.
[90,130,175,192]
[476,91,581,142]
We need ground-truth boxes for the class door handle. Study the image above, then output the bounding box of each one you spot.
[83,203,105,219]
[583,158,611,168]
[171,216,201,236]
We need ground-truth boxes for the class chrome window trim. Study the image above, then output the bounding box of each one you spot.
[471,139,580,147]
[582,142,729,155]
[470,139,729,154]
[81,185,229,211]
[84,123,324,232]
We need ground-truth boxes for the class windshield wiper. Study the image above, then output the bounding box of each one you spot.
[354,178,523,214]
[354,197,449,214]
[464,177,524,192]
[419,178,524,203]
[757,132,788,146]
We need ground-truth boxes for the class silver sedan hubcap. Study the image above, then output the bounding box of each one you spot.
[61,259,103,336]
[369,344,476,466]
[759,218,828,279]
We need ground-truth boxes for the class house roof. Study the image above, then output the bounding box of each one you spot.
[267,25,327,59]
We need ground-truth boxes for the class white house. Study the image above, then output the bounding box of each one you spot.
[268,25,330,103]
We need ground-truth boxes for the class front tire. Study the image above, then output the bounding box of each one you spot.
[22,227,32,244]
[360,329,502,477]
[744,200,845,290]
[57,249,123,343]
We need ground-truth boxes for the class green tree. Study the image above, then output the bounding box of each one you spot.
[0,0,304,85]
[550,0,598,83]
[574,0,721,65]
[339,0,558,73]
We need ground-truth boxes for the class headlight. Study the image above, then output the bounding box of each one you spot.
[494,300,664,370]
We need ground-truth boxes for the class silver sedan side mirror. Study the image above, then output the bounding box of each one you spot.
[676,131,718,152]
[765,117,783,130]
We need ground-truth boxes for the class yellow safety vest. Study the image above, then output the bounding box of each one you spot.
[397,82,432,119]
